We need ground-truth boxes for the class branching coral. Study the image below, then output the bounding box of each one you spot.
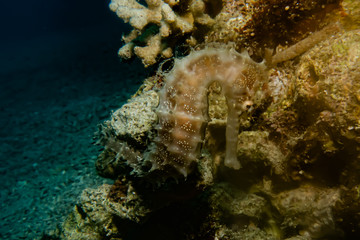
[110,0,345,66]
[109,0,220,67]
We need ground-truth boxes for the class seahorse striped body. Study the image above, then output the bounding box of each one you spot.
[151,48,268,176]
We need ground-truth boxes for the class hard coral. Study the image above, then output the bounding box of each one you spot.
[110,0,221,67]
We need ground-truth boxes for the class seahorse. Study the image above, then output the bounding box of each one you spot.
[148,21,342,177]
[150,47,268,176]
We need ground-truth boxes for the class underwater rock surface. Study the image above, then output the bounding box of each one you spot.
[57,1,360,239]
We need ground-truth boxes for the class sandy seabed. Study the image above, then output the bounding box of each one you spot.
[0,24,147,239]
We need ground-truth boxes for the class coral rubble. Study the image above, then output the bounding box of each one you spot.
[56,1,360,240]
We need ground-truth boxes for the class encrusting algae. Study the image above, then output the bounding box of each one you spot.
[52,1,360,239]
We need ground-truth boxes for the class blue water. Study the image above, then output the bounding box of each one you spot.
[0,1,147,238]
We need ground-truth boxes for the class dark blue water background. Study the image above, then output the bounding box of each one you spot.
[0,1,147,239]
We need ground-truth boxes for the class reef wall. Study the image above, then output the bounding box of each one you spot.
[55,1,360,239]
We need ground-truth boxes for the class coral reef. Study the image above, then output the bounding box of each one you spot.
[111,0,345,66]
[109,0,221,66]
[56,1,360,240]
[60,183,151,240]
[273,186,342,238]
[95,89,158,178]
[342,0,360,28]
[206,0,343,58]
